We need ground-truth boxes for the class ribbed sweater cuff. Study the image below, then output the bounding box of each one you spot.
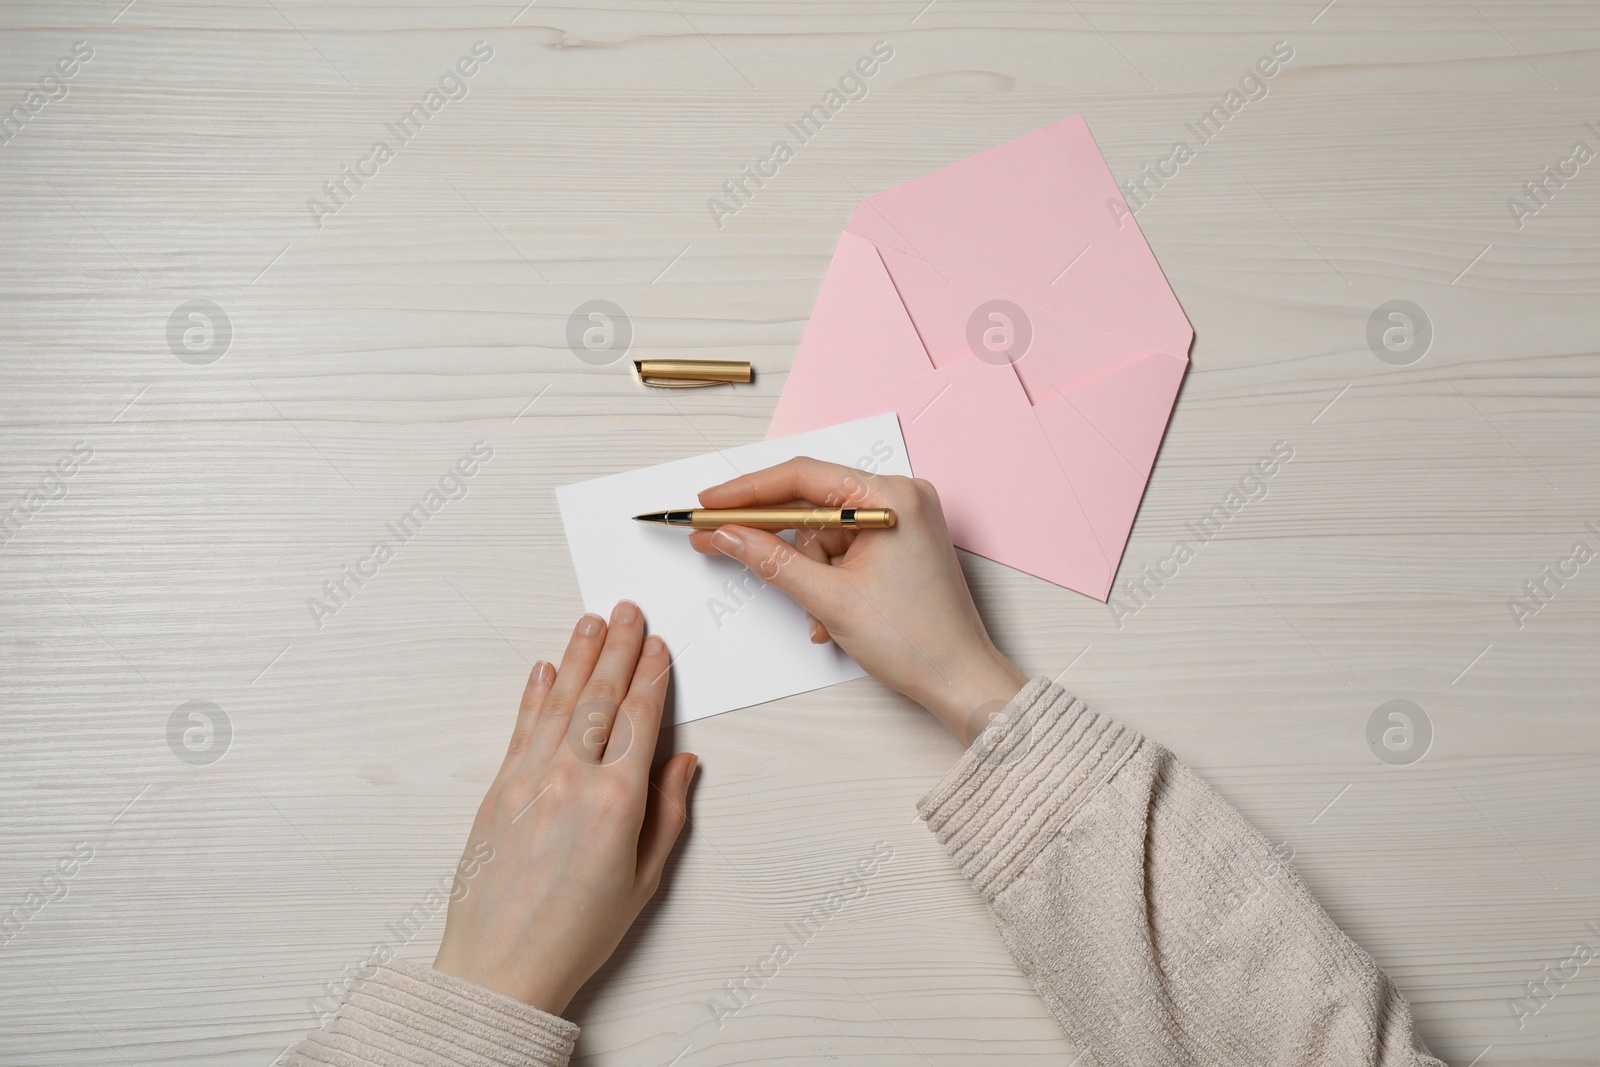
[290,959,579,1067]
[917,677,1144,900]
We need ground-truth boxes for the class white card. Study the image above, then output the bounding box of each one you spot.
[555,413,911,723]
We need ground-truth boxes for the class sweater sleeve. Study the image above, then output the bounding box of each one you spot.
[918,678,1446,1067]
[283,958,578,1067]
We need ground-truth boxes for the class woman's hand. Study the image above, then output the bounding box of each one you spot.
[689,458,1027,743]
[433,602,697,1016]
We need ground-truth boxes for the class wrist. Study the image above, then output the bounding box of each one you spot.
[918,649,1028,745]
[433,951,575,1018]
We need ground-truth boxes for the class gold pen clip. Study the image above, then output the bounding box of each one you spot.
[634,359,752,389]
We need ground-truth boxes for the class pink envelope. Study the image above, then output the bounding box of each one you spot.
[768,115,1193,600]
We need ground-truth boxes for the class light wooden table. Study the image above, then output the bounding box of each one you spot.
[3,1,1597,1064]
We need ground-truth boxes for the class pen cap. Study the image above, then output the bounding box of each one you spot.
[634,359,753,387]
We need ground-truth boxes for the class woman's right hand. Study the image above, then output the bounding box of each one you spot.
[688,458,1027,744]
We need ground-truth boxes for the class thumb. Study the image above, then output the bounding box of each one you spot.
[637,752,696,895]
[709,525,842,619]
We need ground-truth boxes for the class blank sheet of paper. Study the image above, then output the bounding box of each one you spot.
[555,413,911,724]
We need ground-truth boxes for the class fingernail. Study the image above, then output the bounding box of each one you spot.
[688,755,699,782]
[613,600,638,624]
[577,614,603,636]
[644,634,665,655]
[710,526,743,553]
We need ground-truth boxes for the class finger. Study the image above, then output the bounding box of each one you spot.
[693,531,855,559]
[793,527,831,564]
[707,525,842,613]
[688,502,858,557]
[503,660,555,762]
[566,601,646,762]
[822,528,858,557]
[690,526,854,557]
[687,497,810,555]
[794,525,854,563]
[610,632,672,774]
[698,456,887,509]
[636,752,697,896]
[531,613,607,750]
[792,533,833,644]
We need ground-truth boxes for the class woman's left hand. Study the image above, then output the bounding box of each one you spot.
[433,602,698,1016]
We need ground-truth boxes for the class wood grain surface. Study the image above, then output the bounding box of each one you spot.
[2,1,1597,1064]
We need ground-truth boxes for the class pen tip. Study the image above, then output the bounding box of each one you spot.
[633,511,667,524]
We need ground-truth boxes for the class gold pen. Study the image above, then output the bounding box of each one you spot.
[633,507,896,530]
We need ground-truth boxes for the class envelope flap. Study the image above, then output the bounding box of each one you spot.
[845,115,1193,360]
[1050,351,1189,476]
[1030,352,1188,569]
[803,355,1116,597]
[874,241,1169,404]
[889,359,1114,596]
[769,231,935,439]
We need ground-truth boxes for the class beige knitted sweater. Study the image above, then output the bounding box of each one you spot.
[287,679,1445,1066]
